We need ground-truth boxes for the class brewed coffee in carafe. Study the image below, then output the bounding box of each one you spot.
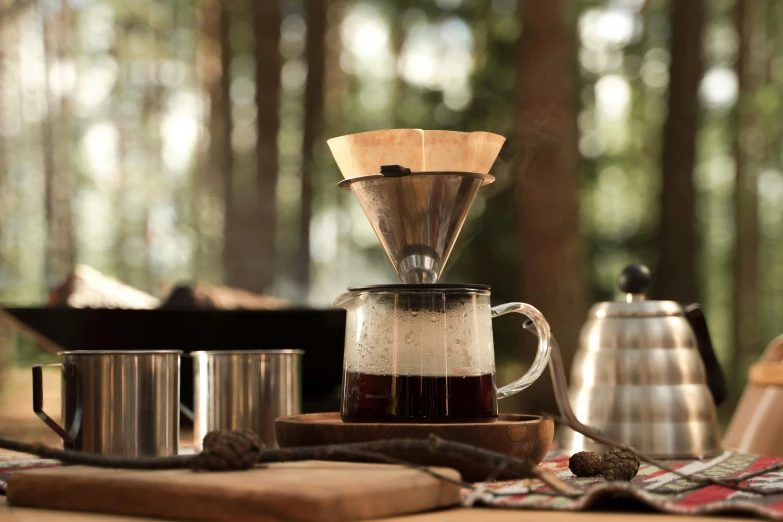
[342,373,496,422]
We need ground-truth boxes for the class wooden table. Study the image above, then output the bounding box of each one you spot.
[0,497,750,521]
[0,440,752,521]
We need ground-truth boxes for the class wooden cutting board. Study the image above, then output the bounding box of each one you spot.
[6,461,461,522]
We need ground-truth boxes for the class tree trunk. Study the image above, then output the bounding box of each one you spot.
[390,1,411,126]
[515,0,587,415]
[252,0,281,293]
[114,125,128,282]
[655,0,704,303]
[0,25,6,283]
[57,0,74,272]
[0,25,12,381]
[41,10,74,290]
[323,2,349,273]
[41,15,57,288]
[218,0,240,290]
[732,0,760,395]
[223,0,281,293]
[298,0,327,297]
[217,0,235,286]
[139,20,166,293]
[112,28,128,282]
[194,0,230,283]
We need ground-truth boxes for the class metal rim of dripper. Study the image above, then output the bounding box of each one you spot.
[57,350,184,356]
[190,349,304,356]
[337,171,495,190]
[346,283,491,295]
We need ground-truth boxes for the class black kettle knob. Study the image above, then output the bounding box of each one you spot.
[617,264,651,295]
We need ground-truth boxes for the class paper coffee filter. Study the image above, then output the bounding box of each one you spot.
[422,130,471,172]
[327,129,505,178]
[327,129,424,179]
[469,132,506,174]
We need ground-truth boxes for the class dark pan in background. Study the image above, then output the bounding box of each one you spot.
[1,307,347,423]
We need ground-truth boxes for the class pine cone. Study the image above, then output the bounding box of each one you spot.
[191,430,265,472]
[601,447,640,481]
[569,451,602,477]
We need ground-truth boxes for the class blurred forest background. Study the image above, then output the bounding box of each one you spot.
[0,0,781,421]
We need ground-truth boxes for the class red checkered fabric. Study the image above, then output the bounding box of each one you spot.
[465,450,783,519]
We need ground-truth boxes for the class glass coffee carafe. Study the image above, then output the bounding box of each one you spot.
[334,284,552,423]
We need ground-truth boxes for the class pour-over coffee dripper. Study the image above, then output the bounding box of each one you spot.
[329,129,502,284]
[330,130,502,285]
[326,129,558,423]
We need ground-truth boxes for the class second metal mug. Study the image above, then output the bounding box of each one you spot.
[33,350,182,457]
[192,350,303,450]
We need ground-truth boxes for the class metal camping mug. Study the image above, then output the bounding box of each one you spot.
[192,350,303,450]
[33,350,182,457]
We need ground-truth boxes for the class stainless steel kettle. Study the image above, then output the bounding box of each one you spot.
[560,264,726,458]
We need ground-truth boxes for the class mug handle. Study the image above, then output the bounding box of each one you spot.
[491,302,552,399]
[32,363,82,443]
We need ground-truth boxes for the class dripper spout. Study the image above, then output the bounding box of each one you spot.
[397,244,440,284]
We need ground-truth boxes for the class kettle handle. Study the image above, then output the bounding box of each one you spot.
[683,303,727,406]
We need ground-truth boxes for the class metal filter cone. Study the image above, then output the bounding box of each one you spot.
[339,170,494,284]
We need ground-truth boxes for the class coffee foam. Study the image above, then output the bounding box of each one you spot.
[342,296,496,377]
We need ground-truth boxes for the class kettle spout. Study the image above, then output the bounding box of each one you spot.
[333,291,358,309]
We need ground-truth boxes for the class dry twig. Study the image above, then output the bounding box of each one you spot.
[0,435,577,497]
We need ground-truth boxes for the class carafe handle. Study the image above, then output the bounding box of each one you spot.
[32,364,82,443]
[491,302,552,399]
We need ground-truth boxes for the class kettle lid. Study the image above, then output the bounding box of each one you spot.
[588,264,684,318]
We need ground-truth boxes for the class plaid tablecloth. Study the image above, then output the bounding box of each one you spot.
[4,449,783,519]
[0,452,59,493]
[467,450,783,519]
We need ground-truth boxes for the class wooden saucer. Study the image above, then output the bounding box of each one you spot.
[275,413,553,482]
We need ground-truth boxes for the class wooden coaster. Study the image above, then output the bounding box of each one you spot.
[275,412,553,482]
